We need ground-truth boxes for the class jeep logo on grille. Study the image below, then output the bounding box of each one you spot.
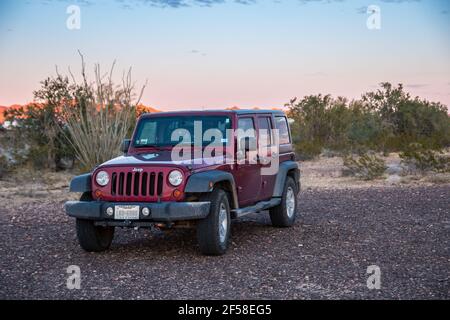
[132,168,144,173]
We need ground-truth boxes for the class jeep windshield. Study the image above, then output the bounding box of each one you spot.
[133,116,232,148]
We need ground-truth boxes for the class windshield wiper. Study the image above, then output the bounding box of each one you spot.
[134,144,174,150]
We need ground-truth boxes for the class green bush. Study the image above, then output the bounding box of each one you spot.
[287,83,450,158]
[4,79,76,170]
[342,153,387,180]
[400,143,450,173]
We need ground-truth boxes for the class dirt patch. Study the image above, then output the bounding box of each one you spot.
[301,153,450,190]
[0,170,78,209]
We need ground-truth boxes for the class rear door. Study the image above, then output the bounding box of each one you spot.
[257,115,277,200]
[234,117,261,206]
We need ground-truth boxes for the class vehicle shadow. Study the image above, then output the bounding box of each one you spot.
[107,210,303,258]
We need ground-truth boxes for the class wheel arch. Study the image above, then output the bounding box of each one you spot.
[185,170,239,209]
[69,173,92,193]
[272,161,300,198]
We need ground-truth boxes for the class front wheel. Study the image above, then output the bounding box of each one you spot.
[196,188,231,256]
[269,176,298,227]
[76,219,115,252]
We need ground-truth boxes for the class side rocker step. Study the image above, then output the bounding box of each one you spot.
[231,198,281,219]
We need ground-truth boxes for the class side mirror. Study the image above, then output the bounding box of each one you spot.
[121,139,131,154]
[239,136,257,152]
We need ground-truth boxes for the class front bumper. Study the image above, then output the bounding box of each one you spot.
[64,201,211,222]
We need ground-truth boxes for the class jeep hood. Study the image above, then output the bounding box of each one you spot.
[98,151,227,170]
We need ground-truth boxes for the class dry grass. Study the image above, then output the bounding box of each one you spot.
[0,169,77,209]
[301,153,450,190]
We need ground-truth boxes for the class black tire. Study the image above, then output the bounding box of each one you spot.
[75,192,114,252]
[269,176,298,227]
[76,219,114,252]
[196,188,231,256]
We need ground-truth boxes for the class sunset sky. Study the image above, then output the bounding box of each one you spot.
[0,0,449,110]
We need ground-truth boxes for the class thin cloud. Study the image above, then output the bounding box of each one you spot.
[356,6,367,14]
[406,84,429,89]
[304,72,327,77]
[36,0,94,6]
[298,0,346,5]
[115,0,255,9]
[356,0,421,14]
[379,0,420,3]
[190,49,207,56]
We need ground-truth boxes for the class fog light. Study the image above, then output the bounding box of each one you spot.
[95,189,102,198]
[173,189,182,199]
[142,207,150,217]
[106,207,114,216]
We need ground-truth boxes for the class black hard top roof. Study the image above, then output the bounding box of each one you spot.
[142,109,286,117]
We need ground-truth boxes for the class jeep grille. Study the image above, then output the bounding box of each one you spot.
[111,171,164,197]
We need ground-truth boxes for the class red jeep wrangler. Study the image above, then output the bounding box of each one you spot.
[65,110,300,255]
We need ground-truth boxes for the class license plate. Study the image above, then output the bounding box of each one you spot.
[114,205,140,220]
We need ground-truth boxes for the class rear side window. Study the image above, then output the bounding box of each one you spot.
[275,116,290,145]
[258,117,272,147]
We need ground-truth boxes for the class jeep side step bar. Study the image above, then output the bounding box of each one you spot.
[231,198,281,219]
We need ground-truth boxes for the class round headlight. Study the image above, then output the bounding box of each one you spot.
[95,171,109,186]
[168,170,183,186]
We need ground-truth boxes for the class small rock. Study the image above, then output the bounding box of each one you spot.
[386,174,402,185]
[386,164,405,175]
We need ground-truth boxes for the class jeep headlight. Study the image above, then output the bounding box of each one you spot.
[95,170,109,186]
[168,170,183,187]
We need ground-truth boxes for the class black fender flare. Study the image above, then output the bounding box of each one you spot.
[69,173,92,193]
[272,161,300,197]
[185,170,239,209]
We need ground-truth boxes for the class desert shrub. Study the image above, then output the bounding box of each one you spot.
[342,153,387,180]
[60,55,146,170]
[293,140,322,160]
[0,122,29,169]
[346,100,390,152]
[287,95,332,158]
[287,95,353,158]
[399,143,450,173]
[3,76,77,170]
[361,83,450,150]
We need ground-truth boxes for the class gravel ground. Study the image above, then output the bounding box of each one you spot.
[0,185,449,300]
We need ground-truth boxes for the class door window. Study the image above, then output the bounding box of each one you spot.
[238,118,255,133]
[274,116,291,145]
[258,117,272,148]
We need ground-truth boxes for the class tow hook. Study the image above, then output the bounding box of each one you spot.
[155,222,174,229]
[124,220,133,227]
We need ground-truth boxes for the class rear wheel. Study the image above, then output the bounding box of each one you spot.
[269,176,298,227]
[196,188,231,256]
[75,192,114,252]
